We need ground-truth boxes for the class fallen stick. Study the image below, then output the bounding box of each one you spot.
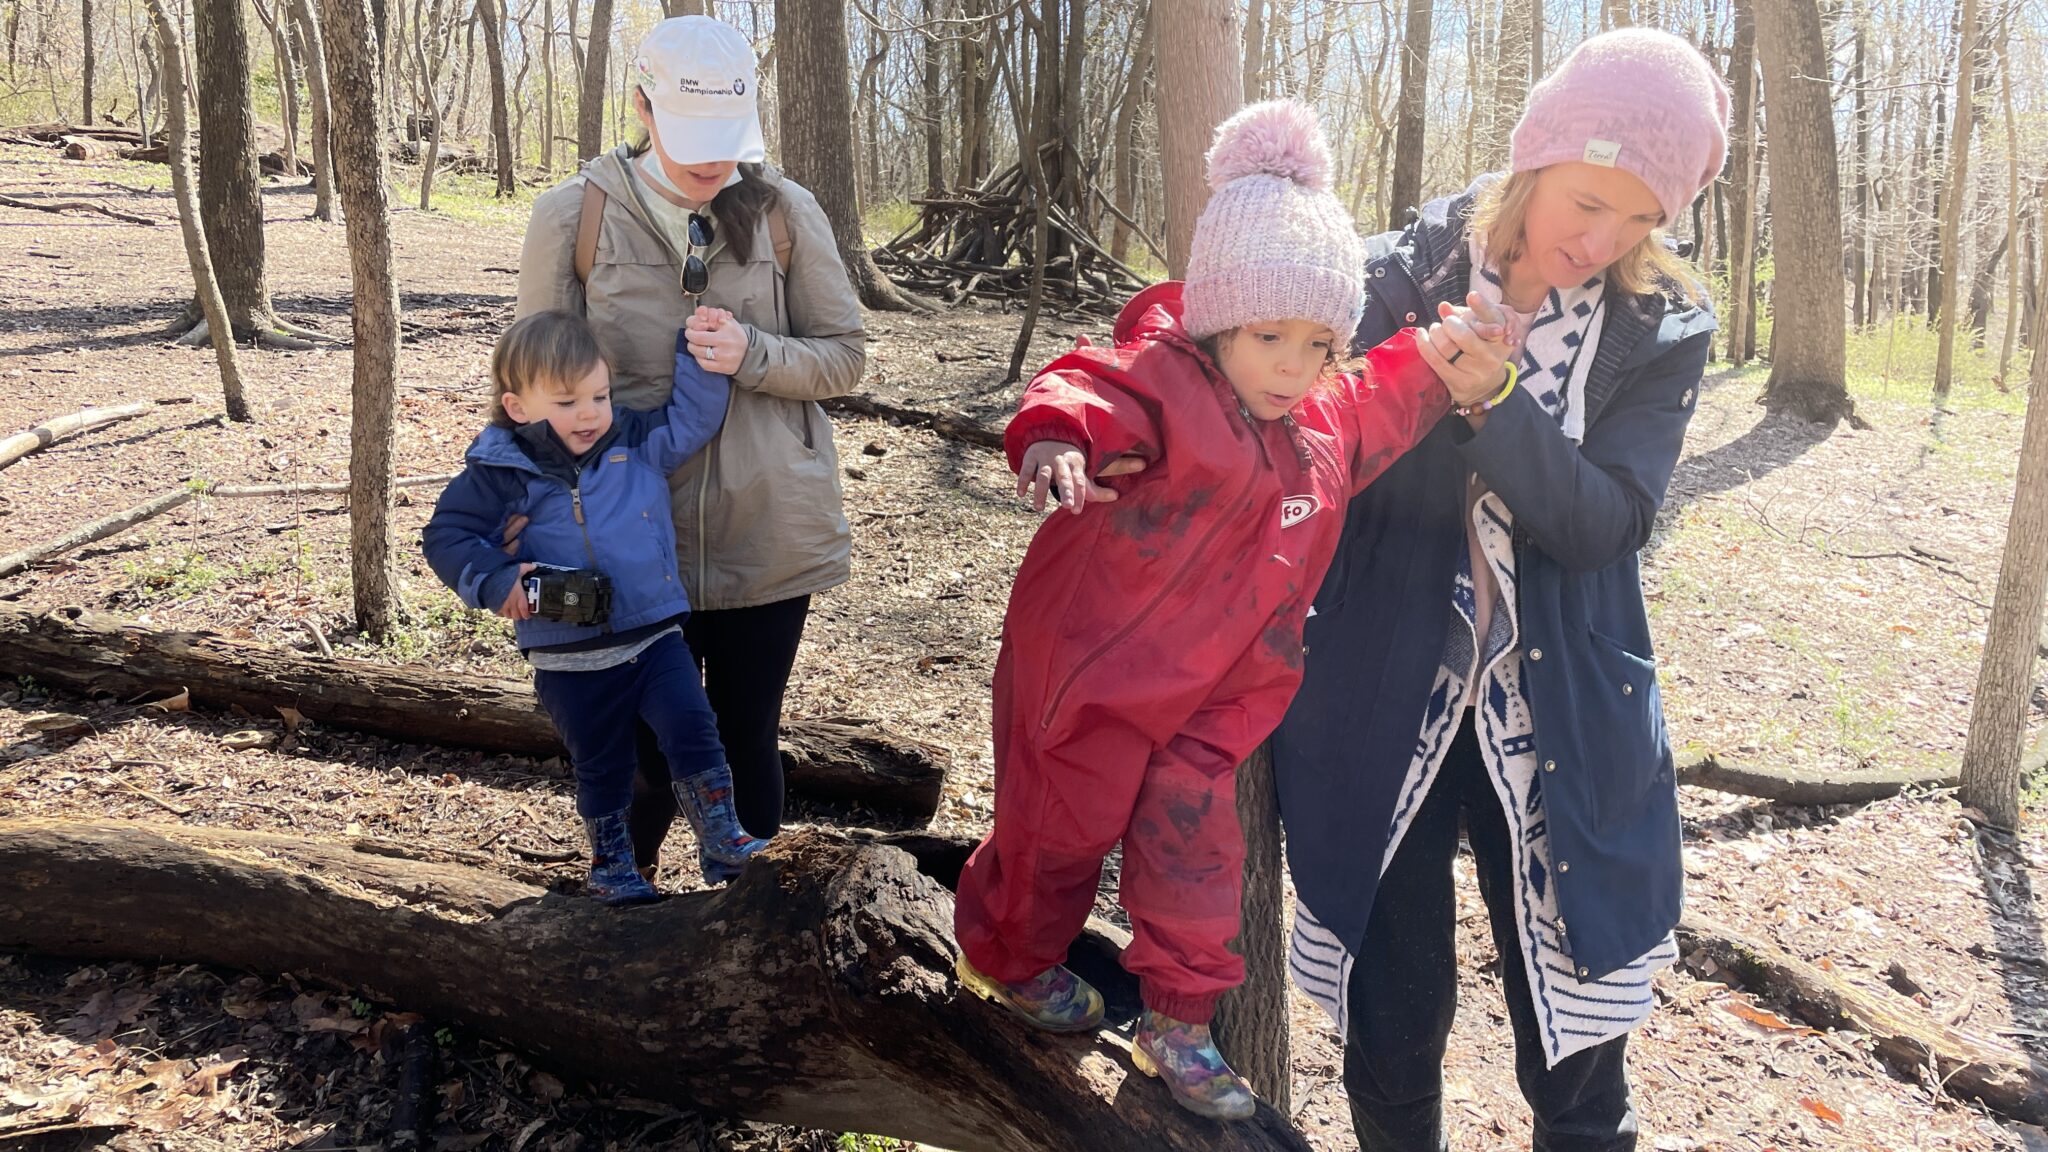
[0,473,457,579]
[0,819,1312,1152]
[0,402,157,471]
[823,394,1005,452]
[0,192,157,226]
[1674,754,1953,805]
[0,606,948,824]
[1676,911,2048,1125]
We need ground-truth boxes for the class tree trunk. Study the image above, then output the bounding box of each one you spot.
[1932,0,1980,397]
[664,0,706,15]
[1850,9,1867,328]
[0,820,1317,1152]
[540,0,554,171]
[1754,0,1853,425]
[1155,0,1239,278]
[1387,0,1430,228]
[1997,37,2021,385]
[318,0,401,641]
[1241,0,1263,103]
[291,0,336,221]
[1211,744,1288,1111]
[143,0,251,424]
[921,0,943,195]
[192,0,277,339]
[1109,0,1152,265]
[573,0,609,159]
[477,0,514,196]
[774,0,926,311]
[1529,0,1542,78]
[1958,225,2048,829]
[81,0,94,124]
[1724,0,1757,366]
[0,605,949,822]
[1487,0,1531,172]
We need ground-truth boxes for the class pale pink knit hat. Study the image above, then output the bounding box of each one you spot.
[1183,100,1365,345]
[1510,28,1730,225]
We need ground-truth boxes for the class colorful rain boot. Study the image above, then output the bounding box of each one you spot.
[581,809,660,906]
[672,766,767,883]
[955,953,1105,1034]
[1132,1009,1258,1121]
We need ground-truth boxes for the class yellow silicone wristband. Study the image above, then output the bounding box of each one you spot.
[1456,361,1518,416]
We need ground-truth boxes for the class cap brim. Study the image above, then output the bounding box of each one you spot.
[648,104,767,166]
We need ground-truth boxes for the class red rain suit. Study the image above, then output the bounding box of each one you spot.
[954,282,1450,1022]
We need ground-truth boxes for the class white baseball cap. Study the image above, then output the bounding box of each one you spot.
[632,16,766,165]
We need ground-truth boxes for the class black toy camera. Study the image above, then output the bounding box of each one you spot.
[523,564,613,626]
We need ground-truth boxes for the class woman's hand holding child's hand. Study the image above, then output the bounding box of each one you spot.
[1016,441,1127,515]
[1417,292,1518,408]
[685,306,748,373]
[497,563,538,620]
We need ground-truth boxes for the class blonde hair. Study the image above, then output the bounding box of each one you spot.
[1470,171,1707,305]
[489,311,605,428]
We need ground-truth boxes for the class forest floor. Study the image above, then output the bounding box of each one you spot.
[0,144,2045,1152]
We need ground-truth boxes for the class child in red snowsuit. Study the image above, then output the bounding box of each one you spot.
[952,101,1518,1121]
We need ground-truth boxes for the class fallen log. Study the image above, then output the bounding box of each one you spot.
[0,473,458,580]
[1674,754,1953,805]
[1676,911,2048,1125]
[0,192,157,226]
[0,605,945,823]
[823,393,1004,452]
[0,819,1311,1152]
[0,401,157,471]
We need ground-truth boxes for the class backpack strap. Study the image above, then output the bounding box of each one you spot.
[574,177,607,285]
[767,202,793,273]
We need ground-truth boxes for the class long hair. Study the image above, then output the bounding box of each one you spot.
[1470,171,1707,305]
[489,311,605,428]
[627,87,782,264]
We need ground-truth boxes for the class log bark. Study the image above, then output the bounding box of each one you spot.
[0,605,947,823]
[0,192,156,226]
[820,394,1004,451]
[0,402,154,471]
[1676,911,2048,1125]
[1212,743,1288,1110]
[1674,755,1955,805]
[0,819,1314,1152]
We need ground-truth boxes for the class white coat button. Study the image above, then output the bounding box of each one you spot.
[1529,648,1544,662]
[1578,966,1591,978]
[1544,760,1556,773]
[1405,311,1417,322]
[1623,683,1633,696]
[1558,860,1571,873]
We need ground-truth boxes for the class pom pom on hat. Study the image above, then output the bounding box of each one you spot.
[1183,99,1364,346]
[1205,99,1333,192]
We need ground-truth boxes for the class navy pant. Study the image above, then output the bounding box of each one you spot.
[532,631,726,818]
[629,594,809,856]
[1344,713,1637,1152]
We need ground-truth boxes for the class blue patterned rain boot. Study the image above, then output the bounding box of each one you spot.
[672,766,767,883]
[581,809,661,905]
[1132,1009,1258,1121]
[956,953,1105,1033]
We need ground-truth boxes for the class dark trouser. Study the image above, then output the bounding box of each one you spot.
[1344,712,1637,1152]
[629,595,810,858]
[532,631,726,818]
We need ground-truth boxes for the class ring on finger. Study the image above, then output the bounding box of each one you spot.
[1447,348,1465,365]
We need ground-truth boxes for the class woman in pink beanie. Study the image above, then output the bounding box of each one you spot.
[1272,28,1730,1152]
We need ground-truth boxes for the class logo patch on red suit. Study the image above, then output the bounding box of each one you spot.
[1279,495,1320,529]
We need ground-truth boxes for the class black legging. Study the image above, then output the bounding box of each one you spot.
[630,594,810,862]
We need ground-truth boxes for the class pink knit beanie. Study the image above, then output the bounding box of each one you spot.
[1183,100,1365,346]
[1510,29,1730,225]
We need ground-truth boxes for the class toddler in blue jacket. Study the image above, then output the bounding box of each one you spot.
[423,309,763,903]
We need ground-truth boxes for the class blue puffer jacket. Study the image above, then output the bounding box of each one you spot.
[422,340,729,650]
[1273,188,1715,982]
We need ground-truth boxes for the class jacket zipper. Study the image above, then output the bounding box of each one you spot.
[695,438,713,595]
[1037,407,1272,730]
[568,470,601,568]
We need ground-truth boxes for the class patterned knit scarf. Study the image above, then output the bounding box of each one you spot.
[1466,233,1606,443]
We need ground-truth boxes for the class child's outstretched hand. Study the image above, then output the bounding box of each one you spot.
[684,305,746,373]
[1417,292,1518,408]
[497,563,538,620]
[1017,441,1123,514]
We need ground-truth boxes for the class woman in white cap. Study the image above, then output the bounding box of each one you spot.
[515,15,865,878]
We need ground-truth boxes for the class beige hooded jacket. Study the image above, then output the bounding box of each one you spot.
[515,147,865,611]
